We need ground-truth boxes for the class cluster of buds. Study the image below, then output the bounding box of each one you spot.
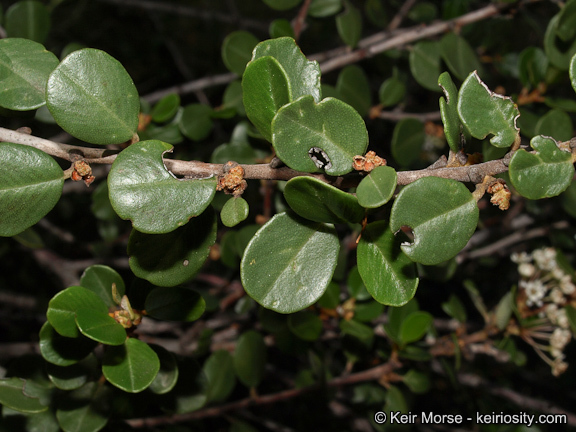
[487,178,511,211]
[512,248,576,376]
[70,160,95,186]
[352,151,386,172]
[217,161,247,197]
[109,283,144,329]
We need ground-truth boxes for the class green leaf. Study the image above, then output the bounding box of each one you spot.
[46,355,98,391]
[222,80,246,116]
[402,369,431,394]
[145,287,206,321]
[39,321,97,366]
[308,0,342,17]
[340,319,374,347]
[440,32,482,81]
[284,176,364,224]
[441,294,466,323]
[269,19,295,39]
[0,143,63,237]
[494,291,513,331]
[557,0,576,41]
[80,265,125,308]
[221,197,249,227]
[317,281,340,309]
[151,93,180,123]
[5,1,50,44]
[46,48,139,145]
[108,140,217,234]
[221,30,259,76]
[102,338,160,393]
[148,344,179,395]
[336,65,371,117]
[356,166,397,208]
[203,350,236,403]
[391,118,425,167]
[242,56,290,142]
[518,47,548,89]
[562,179,576,218]
[75,307,127,345]
[438,71,462,153]
[408,2,437,23]
[0,378,47,413]
[354,300,384,322]
[457,71,519,148]
[262,0,302,10]
[390,177,479,265]
[47,286,109,338]
[336,2,362,48]
[272,95,368,176]
[0,38,58,110]
[570,52,576,95]
[409,41,442,92]
[379,76,406,108]
[178,103,214,141]
[509,135,574,199]
[233,330,267,387]
[534,109,573,142]
[288,311,323,341]
[399,311,433,345]
[55,382,110,432]
[357,221,419,306]
[241,212,340,313]
[545,15,576,70]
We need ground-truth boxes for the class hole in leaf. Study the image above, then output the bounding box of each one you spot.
[308,147,332,170]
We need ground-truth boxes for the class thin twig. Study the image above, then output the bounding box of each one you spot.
[377,110,442,122]
[387,0,418,31]
[292,0,312,41]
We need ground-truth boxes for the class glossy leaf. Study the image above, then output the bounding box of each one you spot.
[128,207,216,286]
[357,221,419,306]
[379,76,405,108]
[308,0,342,17]
[409,41,442,92]
[0,378,47,413]
[356,166,397,209]
[221,197,249,227]
[5,1,50,43]
[284,176,364,224]
[102,338,160,393]
[545,15,576,70]
[221,30,259,76]
[75,307,127,345]
[509,135,574,200]
[391,118,425,167]
[108,140,217,234]
[440,32,482,81]
[399,311,433,345]
[390,177,479,265]
[241,212,340,313]
[534,108,573,142]
[0,143,63,237]
[203,350,236,403]
[145,287,206,321]
[263,0,302,10]
[151,93,180,123]
[233,330,267,387]
[272,95,368,176]
[336,2,362,48]
[148,344,179,395]
[47,286,109,338]
[0,38,58,110]
[336,65,371,117]
[80,265,125,308]
[288,310,323,341]
[39,321,97,366]
[457,71,519,148]
[438,71,462,153]
[179,103,213,141]
[46,48,140,145]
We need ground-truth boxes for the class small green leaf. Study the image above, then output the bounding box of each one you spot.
[509,135,574,199]
[46,48,140,145]
[336,2,362,48]
[379,76,406,108]
[438,71,462,153]
[308,0,342,17]
[269,19,295,39]
[0,38,58,110]
[46,355,98,390]
[284,176,364,224]
[384,299,419,344]
[534,109,573,142]
[356,166,397,208]
[569,52,576,94]
[221,30,259,76]
[440,32,482,81]
[518,47,548,89]
[55,382,110,432]
[5,1,50,44]
[556,0,576,42]
[47,286,109,338]
[108,140,217,234]
[179,103,214,141]
[272,95,368,176]
[403,370,431,394]
[390,177,479,265]
[317,281,340,309]
[545,15,576,70]
[221,197,250,227]
[494,292,513,331]
[80,265,125,308]
[340,319,374,348]
[0,143,63,237]
[457,71,519,148]
[233,330,267,387]
[39,321,97,366]
[409,41,442,92]
[0,378,47,414]
[288,311,323,341]
[145,287,206,321]
[151,93,180,123]
[102,338,160,393]
[399,311,433,345]
[241,212,340,313]
[262,0,302,10]
[75,308,127,345]
[148,344,179,395]
[441,294,466,323]
[357,221,419,306]
[336,65,371,117]
[203,350,236,403]
[391,118,425,167]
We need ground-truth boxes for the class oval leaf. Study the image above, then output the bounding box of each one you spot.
[545,15,576,70]
[390,177,479,265]
[233,330,267,388]
[263,0,302,10]
[438,71,462,153]
[379,76,406,108]
[148,344,179,395]
[284,176,365,224]
[287,310,323,341]
[336,3,362,48]
[80,265,125,308]
[151,93,180,123]
[145,287,206,321]
[5,1,50,43]
[399,311,433,345]
[0,143,63,237]
[75,307,127,345]
[509,135,574,200]
[534,108,573,142]
[46,48,140,144]
[0,378,47,414]
[221,197,249,227]
[336,65,371,117]
[39,322,97,366]
[203,350,236,403]
[222,30,259,76]
[357,221,419,306]
[179,103,214,141]
[409,41,442,92]
[272,95,368,176]
[391,118,425,167]
[440,32,482,81]
[356,166,397,208]
[108,140,217,234]
[55,382,110,432]
[241,212,340,313]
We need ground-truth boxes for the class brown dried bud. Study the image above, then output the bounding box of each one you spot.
[487,179,510,210]
[74,160,92,177]
[217,161,247,196]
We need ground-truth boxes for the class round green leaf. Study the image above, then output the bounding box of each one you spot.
[440,32,482,81]
[80,265,125,308]
[457,71,519,148]
[0,378,47,414]
[284,176,365,224]
[518,47,548,89]
[222,79,246,116]
[390,177,479,265]
[222,31,259,76]
[128,207,216,286]
[336,65,371,117]
[545,15,576,70]
[288,311,323,341]
[145,287,206,321]
[379,76,406,108]
[336,3,362,48]
[221,197,249,227]
[557,0,576,42]
[0,143,63,237]
[46,355,98,391]
[399,311,433,344]
[409,41,442,92]
[354,300,384,322]
[356,166,397,208]
[309,0,342,17]
[357,221,419,306]
[148,344,179,395]
[55,383,110,432]
[233,330,267,388]
[75,308,127,345]
[151,93,180,123]
[269,19,295,39]
[438,71,462,153]
[102,338,160,393]
[241,212,340,313]
[509,135,574,200]
[0,38,58,110]
[46,48,140,145]
[5,1,50,44]
[47,286,109,338]
[39,322,97,366]
[108,140,217,234]
[534,109,573,142]
[402,370,431,394]
[391,118,425,167]
[179,103,214,141]
[203,350,236,403]
[262,0,302,10]
[272,96,368,176]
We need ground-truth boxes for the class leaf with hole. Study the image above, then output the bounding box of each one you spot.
[145,287,206,321]
[356,166,397,209]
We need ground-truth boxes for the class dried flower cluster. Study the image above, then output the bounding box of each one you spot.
[352,151,386,172]
[512,248,576,376]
